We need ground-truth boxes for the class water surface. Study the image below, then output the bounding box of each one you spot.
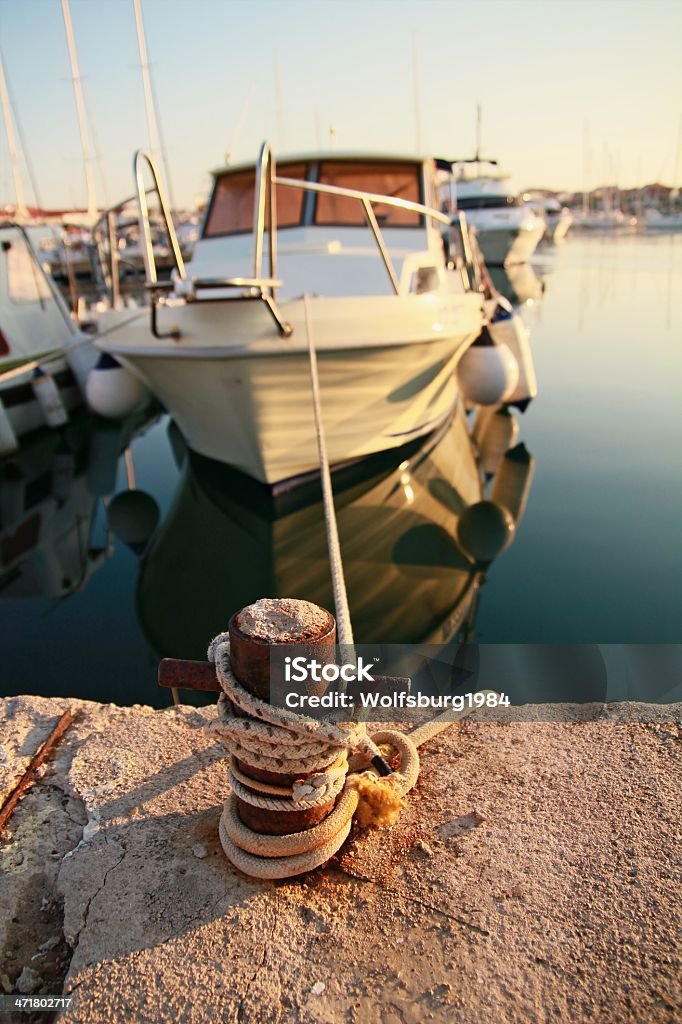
[1,234,680,708]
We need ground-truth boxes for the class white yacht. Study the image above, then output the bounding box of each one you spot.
[96,145,485,486]
[0,222,95,455]
[444,161,544,266]
[643,207,682,231]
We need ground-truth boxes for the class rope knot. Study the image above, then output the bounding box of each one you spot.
[349,771,405,828]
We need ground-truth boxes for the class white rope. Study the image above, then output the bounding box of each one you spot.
[303,294,355,664]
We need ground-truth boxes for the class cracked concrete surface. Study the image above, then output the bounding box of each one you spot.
[0,695,680,1024]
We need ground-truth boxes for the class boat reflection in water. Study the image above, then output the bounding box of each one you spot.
[0,411,157,601]
[137,399,535,662]
[488,264,545,307]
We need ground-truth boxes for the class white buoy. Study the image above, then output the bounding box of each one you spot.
[31,368,69,427]
[490,443,535,526]
[0,401,18,456]
[107,490,160,554]
[456,500,515,567]
[85,354,148,420]
[456,329,519,407]
[488,302,537,411]
[477,407,519,478]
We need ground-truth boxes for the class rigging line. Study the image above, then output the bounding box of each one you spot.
[5,66,41,209]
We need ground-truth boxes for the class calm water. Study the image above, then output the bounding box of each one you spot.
[1,234,680,708]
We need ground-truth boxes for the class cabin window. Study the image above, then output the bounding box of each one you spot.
[315,163,422,227]
[203,163,307,238]
[456,195,517,211]
[6,237,52,304]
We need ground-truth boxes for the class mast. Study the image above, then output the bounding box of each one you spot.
[133,0,175,209]
[61,0,98,220]
[670,113,681,206]
[0,50,28,219]
[412,37,422,155]
[475,102,482,163]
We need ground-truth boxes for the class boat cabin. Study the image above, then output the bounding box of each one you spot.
[0,223,78,367]
[187,155,451,299]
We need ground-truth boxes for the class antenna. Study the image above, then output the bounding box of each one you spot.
[313,106,322,151]
[273,53,286,151]
[61,0,98,220]
[0,50,28,219]
[133,0,176,209]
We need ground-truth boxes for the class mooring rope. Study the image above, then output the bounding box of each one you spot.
[303,294,355,663]
[210,634,498,879]
[209,295,498,879]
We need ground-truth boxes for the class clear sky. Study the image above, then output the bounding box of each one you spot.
[1,0,681,210]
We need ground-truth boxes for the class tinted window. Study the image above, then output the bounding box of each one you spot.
[315,162,422,226]
[456,195,517,211]
[204,163,307,238]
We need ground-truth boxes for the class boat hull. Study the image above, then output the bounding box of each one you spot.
[545,211,573,244]
[474,222,544,266]
[98,293,483,484]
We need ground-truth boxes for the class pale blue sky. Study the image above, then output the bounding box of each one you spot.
[1,0,681,210]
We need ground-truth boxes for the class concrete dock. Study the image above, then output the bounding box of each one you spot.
[1,695,680,1023]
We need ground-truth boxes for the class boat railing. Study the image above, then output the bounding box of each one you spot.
[91,183,181,313]
[132,144,480,341]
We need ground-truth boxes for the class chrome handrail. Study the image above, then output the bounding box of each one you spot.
[252,143,277,300]
[133,150,186,285]
[273,175,453,227]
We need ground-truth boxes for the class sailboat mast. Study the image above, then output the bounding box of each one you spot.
[133,0,175,209]
[475,102,481,163]
[412,38,422,155]
[670,113,682,206]
[61,0,98,220]
[0,51,28,219]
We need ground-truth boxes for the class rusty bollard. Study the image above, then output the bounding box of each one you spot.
[227,599,339,836]
[157,598,411,851]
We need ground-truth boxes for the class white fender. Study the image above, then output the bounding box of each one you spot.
[490,443,535,526]
[456,500,515,567]
[86,354,148,420]
[31,368,69,428]
[488,304,537,410]
[457,329,519,407]
[477,407,519,478]
[107,490,160,554]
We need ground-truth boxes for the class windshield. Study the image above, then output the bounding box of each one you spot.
[204,163,307,238]
[315,162,422,226]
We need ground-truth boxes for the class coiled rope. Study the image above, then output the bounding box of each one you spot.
[210,633,497,879]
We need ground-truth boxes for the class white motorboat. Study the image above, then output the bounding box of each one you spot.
[643,207,682,232]
[571,208,635,231]
[440,161,544,266]
[0,222,96,455]
[96,145,485,486]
